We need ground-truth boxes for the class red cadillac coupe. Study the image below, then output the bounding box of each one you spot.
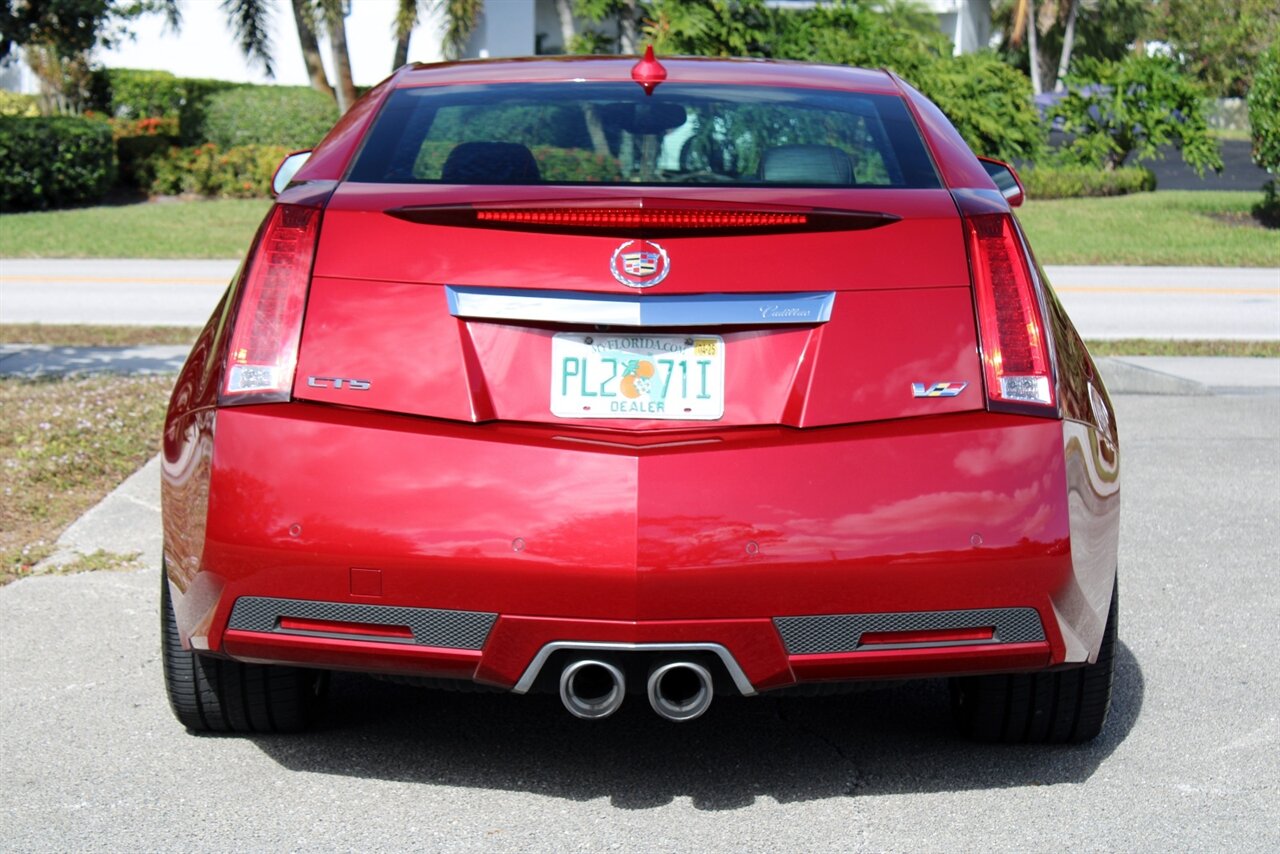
[161,52,1120,742]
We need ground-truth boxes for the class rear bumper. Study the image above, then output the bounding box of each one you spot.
[163,402,1118,692]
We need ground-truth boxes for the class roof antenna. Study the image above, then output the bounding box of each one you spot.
[631,45,667,96]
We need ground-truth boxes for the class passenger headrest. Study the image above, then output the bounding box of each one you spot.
[441,142,541,183]
[760,144,854,185]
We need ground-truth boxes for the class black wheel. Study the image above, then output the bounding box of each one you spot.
[161,568,327,733]
[951,581,1118,744]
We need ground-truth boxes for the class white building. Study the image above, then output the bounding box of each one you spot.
[1,0,992,93]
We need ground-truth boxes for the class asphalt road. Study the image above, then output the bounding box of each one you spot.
[2,259,1278,340]
[1,393,1276,852]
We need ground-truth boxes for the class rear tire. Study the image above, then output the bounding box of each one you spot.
[951,581,1118,744]
[161,568,327,733]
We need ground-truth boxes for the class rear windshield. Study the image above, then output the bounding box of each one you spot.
[348,83,940,189]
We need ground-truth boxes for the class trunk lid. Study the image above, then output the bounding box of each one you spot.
[294,185,981,429]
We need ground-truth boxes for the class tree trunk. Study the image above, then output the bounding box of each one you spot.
[291,0,335,99]
[554,0,576,51]
[1053,0,1080,93]
[392,0,417,71]
[323,2,359,114]
[617,0,638,54]
[1026,0,1043,96]
[393,33,411,70]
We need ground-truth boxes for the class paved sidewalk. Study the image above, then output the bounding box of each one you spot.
[0,343,190,376]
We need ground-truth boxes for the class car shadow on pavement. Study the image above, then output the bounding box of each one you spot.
[248,641,1143,810]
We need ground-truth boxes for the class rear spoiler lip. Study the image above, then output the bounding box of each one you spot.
[384,197,901,238]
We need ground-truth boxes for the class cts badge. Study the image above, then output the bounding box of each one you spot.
[912,381,967,398]
[610,239,670,288]
[308,376,371,390]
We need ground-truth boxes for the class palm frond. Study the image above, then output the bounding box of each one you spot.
[220,0,275,77]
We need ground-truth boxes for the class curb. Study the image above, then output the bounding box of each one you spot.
[35,455,163,572]
[1095,358,1210,396]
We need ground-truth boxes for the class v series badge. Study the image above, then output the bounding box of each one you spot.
[912,382,968,398]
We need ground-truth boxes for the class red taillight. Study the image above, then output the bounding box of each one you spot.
[475,208,808,229]
[221,204,321,404]
[965,212,1055,410]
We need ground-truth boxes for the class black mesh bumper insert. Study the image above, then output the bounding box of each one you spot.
[227,596,497,650]
[774,607,1045,655]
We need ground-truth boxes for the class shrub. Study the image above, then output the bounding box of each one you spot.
[1250,44,1280,174]
[914,53,1046,163]
[106,116,181,188]
[99,68,188,119]
[0,91,40,117]
[143,143,289,198]
[1021,164,1156,199]
[1248,43,1280,226]
[198,87,338,150]
[0,117,115,211]
[1049,54,1223,175]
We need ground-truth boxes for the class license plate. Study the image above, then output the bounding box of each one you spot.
[550,333,725,420]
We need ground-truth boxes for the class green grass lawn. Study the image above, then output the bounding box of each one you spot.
[1017,191,1279,267]
[0,198,271,259]
[1,192,1275,266]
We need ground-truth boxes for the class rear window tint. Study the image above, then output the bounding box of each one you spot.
[348,83,940,189]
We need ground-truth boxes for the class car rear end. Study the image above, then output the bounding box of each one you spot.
[161,57,1119,739]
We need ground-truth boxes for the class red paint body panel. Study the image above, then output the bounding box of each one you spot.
[162,56,1120,701]
[167,401,1092,688]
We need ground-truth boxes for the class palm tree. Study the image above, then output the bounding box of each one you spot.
[1010,0,1044,94]
[1054,0,1081,92]
[394,0,484,70]
[1008,0,1085,95]
[290,0,335,98]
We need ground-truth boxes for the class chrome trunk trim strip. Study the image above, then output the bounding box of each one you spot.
[446,286,835,327]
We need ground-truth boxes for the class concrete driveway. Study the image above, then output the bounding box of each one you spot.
[0,392,1276,851]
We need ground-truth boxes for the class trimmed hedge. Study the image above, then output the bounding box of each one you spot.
[199,87,338,150]
[92,69,246,145]
[143,143,289,198]
[0,117,116,211]
[1021,165,1156,199]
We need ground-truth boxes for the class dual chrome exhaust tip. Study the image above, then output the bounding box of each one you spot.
[558,659,714,722]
